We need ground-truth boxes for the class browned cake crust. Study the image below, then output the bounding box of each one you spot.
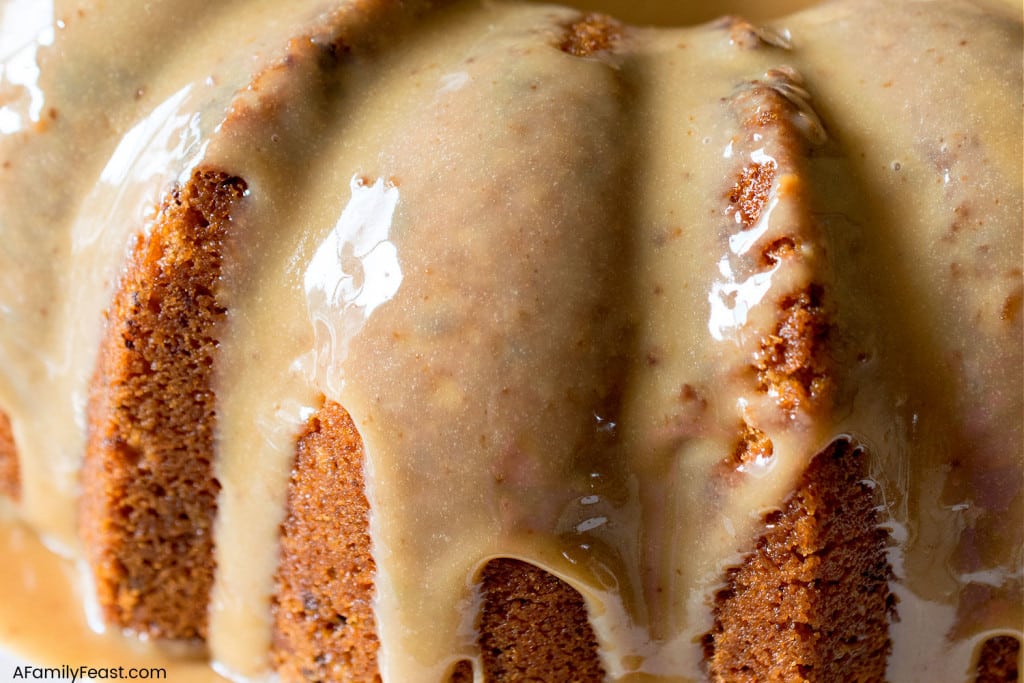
[470,558,605,682]
[272,400,380,682]
[703,440,895,682]
[272,404,604,683]
[0,410,19,500]
[560,13,622,57]
[976,635,1021,683]
[79,168,246,640]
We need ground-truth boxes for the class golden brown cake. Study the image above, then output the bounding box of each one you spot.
[0,0,1020,681]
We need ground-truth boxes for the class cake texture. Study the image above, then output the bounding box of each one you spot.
[0,0,1021,681]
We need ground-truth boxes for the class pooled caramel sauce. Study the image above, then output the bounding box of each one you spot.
[0,0,1021,681]
[0,511,216,682]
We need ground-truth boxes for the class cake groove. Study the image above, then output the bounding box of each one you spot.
[703,440,895,682]
[272,400,379,682]
[471,558,605,682]
[79,169,246,640]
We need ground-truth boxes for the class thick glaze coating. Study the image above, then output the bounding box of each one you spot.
[0,0,1020,681]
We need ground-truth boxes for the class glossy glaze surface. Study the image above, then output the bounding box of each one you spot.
[0,0,1020,680]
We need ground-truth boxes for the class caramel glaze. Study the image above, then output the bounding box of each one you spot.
[0,0,1021,682]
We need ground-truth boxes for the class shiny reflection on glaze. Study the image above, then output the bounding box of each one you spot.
[708,256,780,342]
[708,149,781,342]
[98,85,207,191]
[58,84,214,503]
[0,0,52,134]
[72,84,210,256]
[305,175,403,399]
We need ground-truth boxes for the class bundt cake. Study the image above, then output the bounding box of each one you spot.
[0,0,1020,680]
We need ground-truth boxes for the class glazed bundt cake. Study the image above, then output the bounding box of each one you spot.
[0,0,1020,680]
